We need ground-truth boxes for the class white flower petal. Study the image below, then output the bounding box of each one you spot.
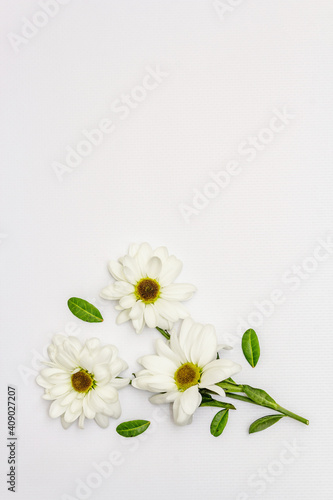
[132,316,145,334]
[100,284,122,300]
[83,394,96,419]
[155,316,172,330]
[95,345,115,365]
[86,338,101,353]
[122,255,142,281]
[154,298,181,322]
[129,300,145,320]
[169,331,187,363]
[179,386,201,415]
[109,377,130,389]
[70,398,83,414]
[54,351,77,371]
[119,294,136,309]
[161,283,196,301]
[79,412,85,429]
[36,375,53,389]
[49,400,66,418]
[78,348,94,372]
[103,400,121,419]
[93,365,110,381]
[108,260,125,281]
[89,390,107,412]
[178,318,200,360]
[116,309,131,325]
[123,266,139,284]
[95,413,110,428]
[132,375,176,393]
[203,358,242,374]
[136,243,153,274]
[153,246,169,262]
[96,385,118,403]
[128,243,140,257]
[61,415,72,429]
[172,395,193,426]
[144,304,158,328]
[155,338,182,366]
[146,256,162,278]
[109,358,128,378]
[200,360,242,387]
[60,390,78,406]
[64,406,82,423]
[48,383,71,398]
[138,354,178,376]
[66,336,84,352]
[203,384,226,398]
[190,324,218,366]
[149,391,179,404]
[159,256,183,286]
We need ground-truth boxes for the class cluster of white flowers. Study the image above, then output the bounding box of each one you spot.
[37,243,241,428]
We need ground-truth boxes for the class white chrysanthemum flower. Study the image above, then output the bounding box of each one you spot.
[100,243,196,334]
[36,335,130,429]
[132,318,242,426]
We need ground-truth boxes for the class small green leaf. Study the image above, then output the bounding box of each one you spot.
[243,385,277,410]
[116,420,150,438]
[200,394,236,410]
[242,329,260,367]
[67,298,103,323]
[249,414,285,434]
[210,409,229,437]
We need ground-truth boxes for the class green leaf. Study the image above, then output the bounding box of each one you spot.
[243,385,277,410]
[210,409,229,437]
[242,329,260,367]
[116,420,150,438]
[249,414,285,434]
[200,393,236,410]
[67,298,103,323]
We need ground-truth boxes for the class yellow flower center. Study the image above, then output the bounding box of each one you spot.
[71,369,94,393]
[174,362,201,391]
[135,278,160,304]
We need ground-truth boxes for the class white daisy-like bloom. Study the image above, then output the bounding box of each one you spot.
[132,318,242,426]
[36,335,130,429]
[100,243,196,334]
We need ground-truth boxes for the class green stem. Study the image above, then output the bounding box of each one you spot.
[276,406,309,425]
[225,392,309,425]
[156,327,170,340]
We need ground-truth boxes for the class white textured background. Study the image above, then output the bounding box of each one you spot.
[1,1,333,499]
